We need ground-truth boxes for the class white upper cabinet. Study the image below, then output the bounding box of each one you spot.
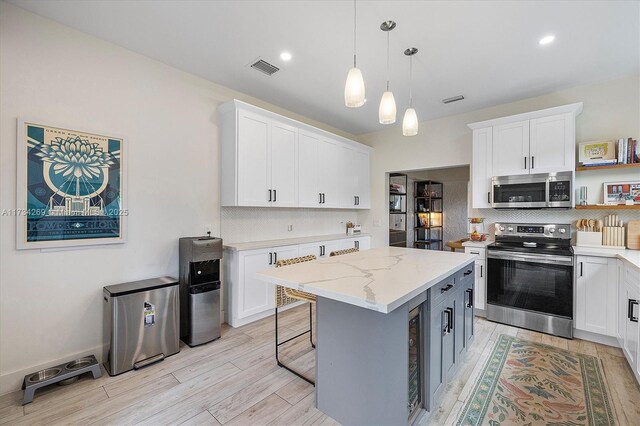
[270,120,298,207]
[236,110,271,207]
[529,113,574,173]
[471,127,493,209]
[469,103,582,204]
[492,120,530,177]
[219,100,371,209]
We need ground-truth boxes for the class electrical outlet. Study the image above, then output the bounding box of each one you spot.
[205,224,212,236]
[287,225,293,232]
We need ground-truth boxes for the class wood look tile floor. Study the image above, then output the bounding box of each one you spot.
[2,305,639,425]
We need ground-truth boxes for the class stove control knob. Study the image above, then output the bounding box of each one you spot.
[549,228,555,233]
[499,226,505,232]
[507,227,514,232]
[559,228,566,234]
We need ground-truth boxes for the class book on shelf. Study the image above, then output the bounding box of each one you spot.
[581,159,618,167]
[617,137,638,164]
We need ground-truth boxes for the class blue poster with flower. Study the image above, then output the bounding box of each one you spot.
[16,120,126,249]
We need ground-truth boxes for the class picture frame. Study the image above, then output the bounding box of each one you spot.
[578,140,616,164]
[15,118,127,249]
[603,180,640,205]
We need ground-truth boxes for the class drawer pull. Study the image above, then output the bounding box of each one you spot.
[464,269,473,276]
[440,284,454,294]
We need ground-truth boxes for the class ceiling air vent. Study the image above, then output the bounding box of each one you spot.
[442,95,465,104]
[250,58,280,76]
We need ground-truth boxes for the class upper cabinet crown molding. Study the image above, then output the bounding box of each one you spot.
[218,99,371,209]
[467,102,583,130]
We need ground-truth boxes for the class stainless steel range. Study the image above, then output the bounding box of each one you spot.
[486,223,574,338]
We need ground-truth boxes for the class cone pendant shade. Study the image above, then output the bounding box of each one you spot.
[379,91,396,124]
[345,67,365,108]
[402,107,418,136]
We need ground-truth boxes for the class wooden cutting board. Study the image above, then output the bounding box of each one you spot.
[628,220,640,249]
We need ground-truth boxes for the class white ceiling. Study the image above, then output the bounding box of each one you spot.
[9,0,640,135]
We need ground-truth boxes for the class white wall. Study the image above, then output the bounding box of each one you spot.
[0,2,356,394]
[358,74,640,247]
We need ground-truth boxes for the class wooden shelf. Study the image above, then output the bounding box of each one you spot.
[575,163,640,172]
[575,204,640,210]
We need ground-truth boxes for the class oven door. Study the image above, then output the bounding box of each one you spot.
[491,177,548,209]
[486,251,573,319]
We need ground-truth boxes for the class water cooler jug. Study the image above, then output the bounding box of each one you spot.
[179,236,222,346]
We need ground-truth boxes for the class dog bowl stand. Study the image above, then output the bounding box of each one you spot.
[22,355,102,405]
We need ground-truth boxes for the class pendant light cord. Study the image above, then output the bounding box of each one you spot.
[353,0,357,68]
[386,31,390,91]
[409,55,413,107]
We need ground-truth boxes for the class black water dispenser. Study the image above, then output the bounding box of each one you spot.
[179,236,222,346]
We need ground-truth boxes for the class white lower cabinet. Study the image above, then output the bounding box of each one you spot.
[618,263,640,383]
[225,236,371,327]
[575,255,618,337]
[464,247,486,312]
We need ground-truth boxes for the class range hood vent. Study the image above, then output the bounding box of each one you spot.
[442,95,465,104]
[250,58,280,76]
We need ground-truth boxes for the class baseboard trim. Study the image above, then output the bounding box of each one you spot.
[573,329,620,347]
[0,344,105,396]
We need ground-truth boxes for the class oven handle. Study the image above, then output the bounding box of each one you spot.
[487,251,573,265]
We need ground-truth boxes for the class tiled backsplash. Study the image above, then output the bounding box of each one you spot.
[221,207,358,243]
[472,208,638,238]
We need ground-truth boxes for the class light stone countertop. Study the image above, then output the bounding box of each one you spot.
[223,233,371,251]
[255,247,476,313]
[573,246,640,271]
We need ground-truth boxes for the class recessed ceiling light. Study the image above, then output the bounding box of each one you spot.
[539,35,555,46]
[280,51,292,61]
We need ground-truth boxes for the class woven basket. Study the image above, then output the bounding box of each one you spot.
[275,255,316,308]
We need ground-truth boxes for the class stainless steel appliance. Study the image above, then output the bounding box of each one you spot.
[491,171,573,209]
[103,277,180,376]
[408,306,422,422]
[486,223,574,338]
[179,236,222,346]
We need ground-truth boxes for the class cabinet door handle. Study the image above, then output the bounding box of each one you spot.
[628,299,639,322]
[487,191,491,204]
[447,307,454,332]
[319,193,322,204]
[269,252,273,265]
[355,241,359,249]
[580,262,583,277]
[464,269,473,276]
[322,193,326,204]
[354,196,357,205]
[524,156,527,169]
[443,309,450,335]
[480,265,483,278]
[440,284,454,294]
[357,196,360,205]
[268,189,272,202]
[273,189,277,202]
[274,252,277,264]
[531,156,535,169]
[466,289,473,309]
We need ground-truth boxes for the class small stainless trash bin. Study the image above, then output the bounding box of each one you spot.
[103,276,180,376]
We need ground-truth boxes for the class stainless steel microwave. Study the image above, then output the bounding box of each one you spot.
[491,172,573,209]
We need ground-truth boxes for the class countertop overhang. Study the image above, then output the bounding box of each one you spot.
[255,247,475,313]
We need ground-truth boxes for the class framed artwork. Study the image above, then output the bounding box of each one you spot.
[15,118,127,249]
[603,181,640,205]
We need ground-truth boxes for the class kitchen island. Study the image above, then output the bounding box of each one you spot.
[256,247,476,425]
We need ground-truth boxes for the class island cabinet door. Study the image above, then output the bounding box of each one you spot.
[464,280,475,347]
[427,299,450,409]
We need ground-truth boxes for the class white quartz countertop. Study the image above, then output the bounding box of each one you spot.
[462,240,494,248]
[224,233,370,251]
[573,246,640,271]
[255,247,476,313]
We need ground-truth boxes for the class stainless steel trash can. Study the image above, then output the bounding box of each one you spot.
[103,276,180,376]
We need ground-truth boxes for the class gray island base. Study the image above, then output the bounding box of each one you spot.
[255,247,476,425]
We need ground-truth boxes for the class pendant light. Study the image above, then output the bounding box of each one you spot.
[344,0,365,108]
[402,47,419,136]
[379,20,397,124]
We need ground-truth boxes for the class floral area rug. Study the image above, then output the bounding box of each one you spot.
[456,334,615,425]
